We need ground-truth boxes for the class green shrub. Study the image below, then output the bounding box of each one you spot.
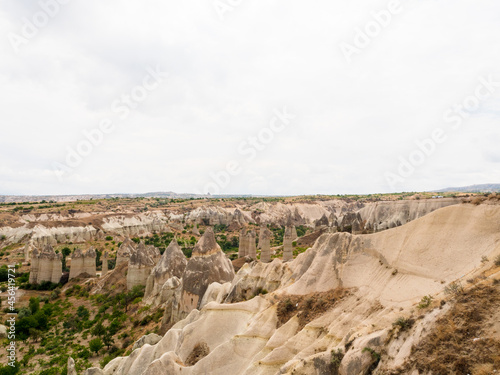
[362,347,381,367]
[77,348,90,359]
[444,281,464,296]
[417,295,433,309]
[254,287,268,297]
[0,362,19,374]
[140,315,153,326]
[330,348,344,370]
[392,317,415,332]
[495,255,500,267]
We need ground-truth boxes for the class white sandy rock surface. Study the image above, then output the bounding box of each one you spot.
[93,204,500,375]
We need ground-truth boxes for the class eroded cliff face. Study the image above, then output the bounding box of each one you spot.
[90,204,500,375]
[0,198,462,248]
[29,244,62,284]
[177,228,235,319]
[144,239,187,304]
[116,238,136,267]
[69,247,97,280]
[357,197,460,231]
[127,243,160,290]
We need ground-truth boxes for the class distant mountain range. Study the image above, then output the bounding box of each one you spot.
[437,184,500,193]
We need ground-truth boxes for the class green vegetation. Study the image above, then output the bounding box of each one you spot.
[495,255,500,267]
[61,247,71,272]
[392,317,415,332]
[417,295,433,309]
[330,348,344,372]
[20,280,59,291]
[89,338,104,355]
[216,234,238,254]
[269,225,284,246]
[0,363,20,374]
[444,281,464,296]
[293,246,308,257]
[362,347,381,368]
[3,283,149,373]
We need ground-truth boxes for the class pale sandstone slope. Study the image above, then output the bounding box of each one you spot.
[84,204,500,375]
[357,197,459,230]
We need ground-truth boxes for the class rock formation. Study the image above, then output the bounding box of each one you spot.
[131,333,163,351]
[146,244,161,264]
[126,243,159,290]
[29,248,39,283]
[314,213,329,228]
[92,204,500,375]
[67,357,77,375]
[0,325,7,338]
[69,247,96,280]
[246,230,257,259]
[101,215,169,238]
[82,247,97,276]
[24,242,34,262]
[178,227,235,319]
[144,239,187,301]
[257,226,265,249]
[330,212,339,228]
[0,198,462,248]
[116,238,136,267]
[158,276,183,326]
[358,197,461,231]
[283,226,294,262]
[238,229,257,259]
[351,217,363,234]
[29,244,62,284]
[340,212,363,232]
[238,229,247,258]
[259,228,272,263]
[228,208,246,230]
[101,251,109,277]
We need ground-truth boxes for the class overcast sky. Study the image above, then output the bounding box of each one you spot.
[1,0,499,196]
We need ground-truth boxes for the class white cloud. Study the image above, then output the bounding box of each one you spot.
[1,0,499,195]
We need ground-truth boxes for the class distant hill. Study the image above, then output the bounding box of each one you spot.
[0,192,204,203]
[438,184,500,193]
[0,191,257,203]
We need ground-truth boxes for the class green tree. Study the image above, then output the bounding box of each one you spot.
[103,332,115,350]
[91,321,106,337]
[77,305,90,320]
[28,328,42,343]
[29,297,39,314]
[0,266,8,282]
[61,247,71,272]
[89,338,104,355]
[0,362,19,374]
[121,285,145,312]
